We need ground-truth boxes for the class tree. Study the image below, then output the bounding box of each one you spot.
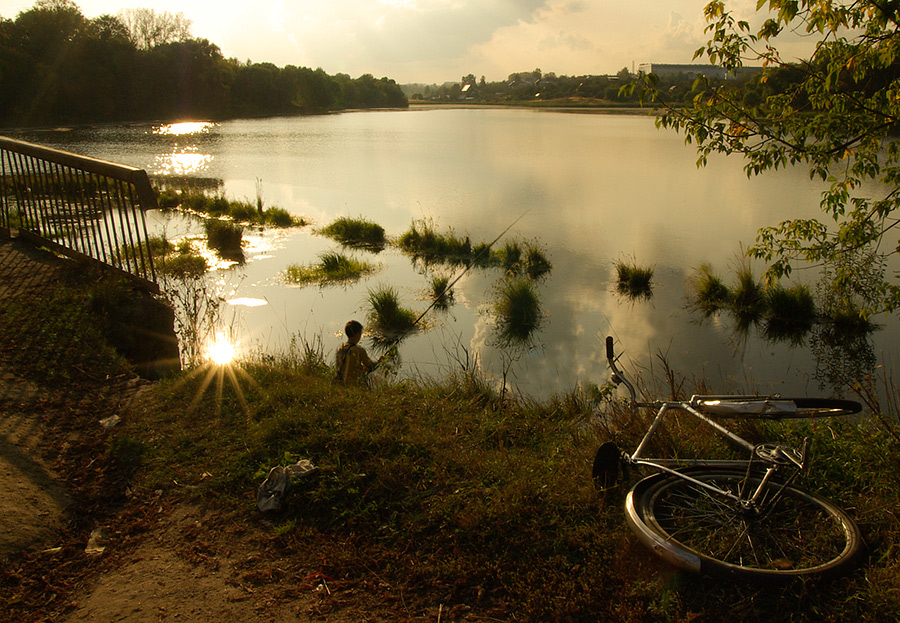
[643,1,900,317]
[118,7,191,50]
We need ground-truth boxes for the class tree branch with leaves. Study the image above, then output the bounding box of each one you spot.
[640,0,900,317]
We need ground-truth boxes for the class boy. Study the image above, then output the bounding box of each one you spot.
[335,320,374,385]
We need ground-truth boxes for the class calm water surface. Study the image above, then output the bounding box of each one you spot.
[13,109,897,399]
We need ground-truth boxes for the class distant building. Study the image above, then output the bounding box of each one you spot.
[638,63,762,80]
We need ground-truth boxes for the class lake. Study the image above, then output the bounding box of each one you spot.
[10,108,896,400]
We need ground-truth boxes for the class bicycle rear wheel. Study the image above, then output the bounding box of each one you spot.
[625,469,863,582]
[696,397,861,419]
[789,398,861,418]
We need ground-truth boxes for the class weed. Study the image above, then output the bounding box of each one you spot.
[158,253,208,279]
[155,187,302,228]
[523,242,553,279]
[398,219,491,265]
[264,207,300,227]
[730,266,765,331]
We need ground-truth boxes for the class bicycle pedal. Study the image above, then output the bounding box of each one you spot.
[754,443,803,466]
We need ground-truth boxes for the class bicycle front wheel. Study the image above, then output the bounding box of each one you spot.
[625,470,863,582]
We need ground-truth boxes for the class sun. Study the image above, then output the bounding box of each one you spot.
[168,331,259,418]
[208,332,236,365]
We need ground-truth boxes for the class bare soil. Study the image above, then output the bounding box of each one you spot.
[0,240,378,622]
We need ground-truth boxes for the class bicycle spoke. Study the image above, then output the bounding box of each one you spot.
[641,472,858,575]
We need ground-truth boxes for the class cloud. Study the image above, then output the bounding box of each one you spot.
[210,0,554,79]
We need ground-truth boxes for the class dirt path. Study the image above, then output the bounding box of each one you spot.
[0,239,373,623]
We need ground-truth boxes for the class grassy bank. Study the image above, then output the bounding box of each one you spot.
[3,255,900,621]
[123,350,900,621]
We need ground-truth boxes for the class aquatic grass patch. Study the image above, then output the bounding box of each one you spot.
[283,251,377,286]
[615,259,654,300]
[319,216,387,250]
[262,207,296,227]
[763,283,817,344]
[157,188,305,227]
[523,241,553,279]
[368,285,419,339]
[205,219,244,262]
[689,263,731,317]
[729,266,766,331]
[398,219,491,266]
[158,252,208,279]
[491,276,544,345]
[689,264,823,344]
[429,274,454,310]
[493,239,553,279]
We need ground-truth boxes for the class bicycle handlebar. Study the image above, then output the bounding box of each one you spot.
[606,335,639,404]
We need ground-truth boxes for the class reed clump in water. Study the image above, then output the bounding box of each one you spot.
[284,251,376,285]
[492,276,544,345]
[320,216,387,250]
[368,285,419,339]
[615,260,653,300]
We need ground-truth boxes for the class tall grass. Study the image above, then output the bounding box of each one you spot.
[429,274,454,310]
[689,263,731,317]
[764,283,816,343]
[688,265,822,344]
[493,239,553,279]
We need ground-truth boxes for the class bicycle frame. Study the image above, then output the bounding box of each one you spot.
[606,337,807,511]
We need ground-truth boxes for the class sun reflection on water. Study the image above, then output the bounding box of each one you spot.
[150,121,216,176]
[152,148,214,176]
[154,121,215,135]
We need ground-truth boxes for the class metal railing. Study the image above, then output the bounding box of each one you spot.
[0,136,159,292]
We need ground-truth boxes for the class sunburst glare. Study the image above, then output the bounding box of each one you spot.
[208,332,236,365]
[167,330,260,418]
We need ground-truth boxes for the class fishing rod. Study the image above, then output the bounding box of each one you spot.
[371,211,529,372]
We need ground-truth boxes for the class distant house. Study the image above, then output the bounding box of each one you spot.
[638,63,762,80]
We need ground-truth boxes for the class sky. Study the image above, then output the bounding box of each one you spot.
[0,0,818,84]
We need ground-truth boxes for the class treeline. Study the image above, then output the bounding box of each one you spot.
[0,0,407,128]
[407,68,642,104]
[406,67,764,107]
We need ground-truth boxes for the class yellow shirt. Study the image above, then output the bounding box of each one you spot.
[335,343,373,385]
